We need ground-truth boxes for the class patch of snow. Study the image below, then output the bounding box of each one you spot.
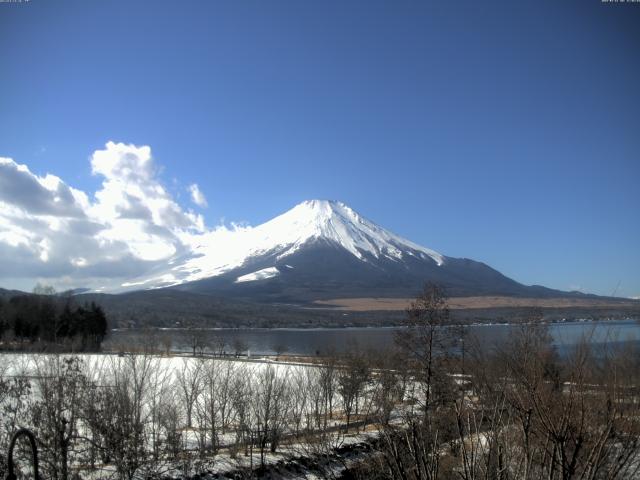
[235,266,280,283]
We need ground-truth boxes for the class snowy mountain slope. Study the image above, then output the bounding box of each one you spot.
[112,199,579,302]
[121,200,446,291]
[235,267,280,283]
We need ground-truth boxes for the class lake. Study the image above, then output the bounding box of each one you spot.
[106,319,640,356]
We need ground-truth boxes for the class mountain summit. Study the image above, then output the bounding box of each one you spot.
[122,200,574,302]
[251,199,444,265]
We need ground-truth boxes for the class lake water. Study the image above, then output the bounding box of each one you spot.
[106,319,640,356]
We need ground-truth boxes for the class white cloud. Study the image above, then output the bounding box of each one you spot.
[0,158,87,217]
[89,141,204,231]
[0,141,211,291]
[188,183,208,208]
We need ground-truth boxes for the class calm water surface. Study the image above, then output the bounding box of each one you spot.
[106,319,640,356]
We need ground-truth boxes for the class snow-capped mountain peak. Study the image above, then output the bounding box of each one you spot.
[120,200,444,290]
[269,199,444,264]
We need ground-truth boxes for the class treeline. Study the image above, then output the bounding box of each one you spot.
[0,290,108,351]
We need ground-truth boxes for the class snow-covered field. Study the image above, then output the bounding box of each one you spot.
[0,352,302,378]
[0,352,402,479]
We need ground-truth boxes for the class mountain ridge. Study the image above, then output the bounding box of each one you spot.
[113,199,600,303]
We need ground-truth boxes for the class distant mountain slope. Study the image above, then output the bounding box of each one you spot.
[3,200,612,305]
[0,287,23,300]
[117,199,600,302]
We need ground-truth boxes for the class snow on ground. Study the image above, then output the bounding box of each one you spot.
[1,351,395,479]
[0,352,304,379]
[235,266,280,283]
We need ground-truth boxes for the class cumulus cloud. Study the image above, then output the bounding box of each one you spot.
[189,183,208,208]
[0,142,209,291]
[0,158,87,218]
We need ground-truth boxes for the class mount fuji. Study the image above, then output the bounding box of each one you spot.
[121,200,576,303]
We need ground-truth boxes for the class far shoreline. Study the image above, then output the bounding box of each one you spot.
[110,315,640,332]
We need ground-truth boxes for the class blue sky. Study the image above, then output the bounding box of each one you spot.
[0,0,638,296]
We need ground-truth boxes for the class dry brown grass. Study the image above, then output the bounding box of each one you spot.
[313,296,639,311]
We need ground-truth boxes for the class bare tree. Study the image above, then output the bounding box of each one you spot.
[318,352,338,427]
[176,357,203,429]
[230,365,253,459]
[371,351,403,426]
[289,367,310,437]
[252,364,291,466]
[31,356,87,480]
[83,354,153,480]
[337,351,370,432]
[306,367,326,431]
[0,357,32,479]
[161,335,173,356]
[396,282,455,414]
[217,360,237,434]
[366,283,458,480]
[197,358,222,454]
[233,338,248,357]
[272,343,288,359]
[210,335,227,357]
[142,357,175,478]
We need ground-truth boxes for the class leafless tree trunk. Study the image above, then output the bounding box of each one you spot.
[176,357,203,429]
[31,355,86,480]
